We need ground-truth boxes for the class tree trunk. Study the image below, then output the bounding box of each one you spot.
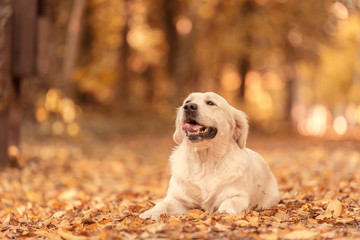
[163,0,178,98]
[118,0,131,105]
[238,56,250,101]
[237,0,254,102]
[0,0,12,168]
[8,76,21,167]
[283,63,296,121]
[63,0,86,96]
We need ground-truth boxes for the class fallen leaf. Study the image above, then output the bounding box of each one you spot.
[324,199,342,218]
[187,209,205,219]
[144,222,166,234]
[282,230,319,240]
[195,223,208,230]
[58,229,87,240]
[98,219,112,225]
[58,189,77,201]
[84,223,98,230]
[53,211,66,218]
[211,222,229,232]
[235,219,250,227]
[246,214,259,227]
[335,217,354,224]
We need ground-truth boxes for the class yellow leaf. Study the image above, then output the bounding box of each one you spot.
[59,219,71,228]
[34,230,50,237]
[263,233,278,240]
[85,223,98,230]
[53,211,66,218]
[275,210,290,221]
[99,219,112,225]
[144,222,166,234]
[59,189,77,201]
[295,193,306,200]
[335,217,354,224]
[168,216,181,226]
[195,223,208,230]
[272,216,283,223]
[282,230,319,240]
[235,219,250,227]
[43,217,53,226]
[29,215,42,221]
[315,214,325,220]
[307,218,317,224]
[187,209,205,218]
[58,229,87,240]
[222,212,245,221]
[212,222,229,232]
[246,215,259,227]
[300,203,312,211]
[325,199,342,218]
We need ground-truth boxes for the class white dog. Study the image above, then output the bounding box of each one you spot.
[140,92,280,221]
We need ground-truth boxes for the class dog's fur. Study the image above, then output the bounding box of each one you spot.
[140,92,280,220]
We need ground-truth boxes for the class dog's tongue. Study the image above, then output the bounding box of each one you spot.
[182,123,203,132]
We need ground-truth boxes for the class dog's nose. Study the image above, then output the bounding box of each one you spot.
[183,102,198,112]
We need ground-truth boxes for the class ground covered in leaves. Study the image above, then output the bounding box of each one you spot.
[1,125,360,239]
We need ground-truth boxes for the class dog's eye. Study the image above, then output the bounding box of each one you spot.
[206,101,216,106]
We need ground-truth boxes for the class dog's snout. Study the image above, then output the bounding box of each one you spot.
[183,102,198,112]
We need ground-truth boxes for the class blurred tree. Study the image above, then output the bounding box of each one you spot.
[0,0,49,167]
[63,0,86,97]
[0,0,12,167]
[203,0,337,119]
[38,0,360,126]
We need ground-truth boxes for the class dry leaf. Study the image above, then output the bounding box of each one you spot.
[84,223,98,230]
[335,217,354,224]
[212,222,229,232]
[324,199,342,218]
[144,222,166,234]
[59,189,77,201]
[187,209,205,219]
[2,132,359,239]
[235,219,250,227]
[53,211,66,218]
[282,230,319,240]
[58,229,87,240]
[246,214,259,227]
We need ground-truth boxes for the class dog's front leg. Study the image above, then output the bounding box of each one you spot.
[139,196,188,221]
[218,193,250,215]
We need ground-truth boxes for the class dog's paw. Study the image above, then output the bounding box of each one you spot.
[139,210,163,221]
[218,204,237,215]
[218,198,248,215]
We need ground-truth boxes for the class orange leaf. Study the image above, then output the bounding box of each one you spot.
[85,223,98,230]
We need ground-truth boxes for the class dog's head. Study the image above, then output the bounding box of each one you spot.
[173,92,248,148]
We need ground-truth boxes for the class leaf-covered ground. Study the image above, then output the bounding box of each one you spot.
[1,129,360,239]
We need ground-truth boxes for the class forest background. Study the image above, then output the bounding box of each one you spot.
[3,0,360,139]
[1,0,360,239]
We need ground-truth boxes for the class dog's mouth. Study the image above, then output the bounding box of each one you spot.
[182,118,217,141]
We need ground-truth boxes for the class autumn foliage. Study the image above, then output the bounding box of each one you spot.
[1,132,360,239]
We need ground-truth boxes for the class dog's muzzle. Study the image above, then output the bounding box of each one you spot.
[182,103,217,141]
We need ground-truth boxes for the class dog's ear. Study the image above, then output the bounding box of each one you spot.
[173,107,184,144]
[231,106,249,149]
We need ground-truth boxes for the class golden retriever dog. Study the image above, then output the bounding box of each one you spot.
[140,92,280,221]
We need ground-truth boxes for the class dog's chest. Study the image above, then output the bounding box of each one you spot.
[181,169,226,208]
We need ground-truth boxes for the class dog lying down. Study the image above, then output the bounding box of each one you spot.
[140,92,280,221]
